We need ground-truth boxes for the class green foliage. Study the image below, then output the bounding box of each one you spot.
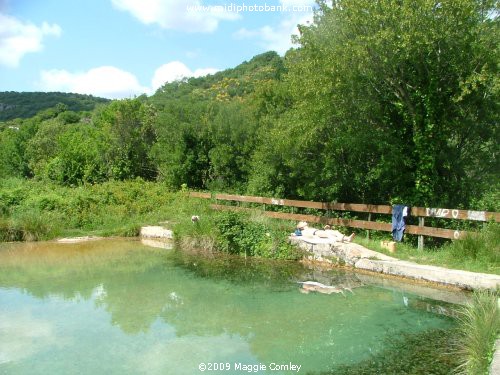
[453,290,499,375]
[215,211,247,254]
[248,0,499,207]
[213,210,302,259]
[95,99,157,181]
[0,4,498,214]
[0,179,177,240]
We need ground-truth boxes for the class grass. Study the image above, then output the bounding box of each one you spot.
[0,178,204,241]
[354,223,500,275]
[0,177,498,267]
[0,178,301,260]
[452,289,499,375]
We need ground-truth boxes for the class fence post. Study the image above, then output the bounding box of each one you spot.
[418,217,425,250]
[366,212,372,239]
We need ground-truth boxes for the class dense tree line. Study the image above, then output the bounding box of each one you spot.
[0,92,109,121]
[0,0,498,210]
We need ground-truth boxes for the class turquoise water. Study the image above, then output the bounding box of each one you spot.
[0,239,457,374]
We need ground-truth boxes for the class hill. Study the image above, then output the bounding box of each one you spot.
[149,51,285,106]
[0,92,110,121]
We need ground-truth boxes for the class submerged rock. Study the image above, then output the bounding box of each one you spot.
[140,238,173,249]
[57,236,103,243]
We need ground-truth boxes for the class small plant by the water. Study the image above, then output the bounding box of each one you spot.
[452,289,499,375]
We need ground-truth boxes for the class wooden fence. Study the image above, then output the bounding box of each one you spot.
[189,192,500,249]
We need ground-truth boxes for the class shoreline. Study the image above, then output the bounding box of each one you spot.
[291,236,500,291]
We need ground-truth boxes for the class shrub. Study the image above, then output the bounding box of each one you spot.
[213,210,302,260]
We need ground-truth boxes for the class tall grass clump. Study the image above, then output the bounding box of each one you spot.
[11,209,60,241]
[453,290,499,375]
[0,218,23,241]
[446,223,500,265]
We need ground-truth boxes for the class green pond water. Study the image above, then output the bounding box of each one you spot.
[0,239,461,374]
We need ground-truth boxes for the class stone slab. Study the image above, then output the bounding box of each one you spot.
[291,236,500,291]
[140,226,173,239]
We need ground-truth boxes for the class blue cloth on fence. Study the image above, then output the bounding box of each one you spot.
[392,204,408,242]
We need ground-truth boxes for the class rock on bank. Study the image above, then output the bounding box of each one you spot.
[291,237,500,291]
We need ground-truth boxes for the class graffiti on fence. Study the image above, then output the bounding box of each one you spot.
[426,208,459,219]
[466,210,486,221]
[271,198,285,206]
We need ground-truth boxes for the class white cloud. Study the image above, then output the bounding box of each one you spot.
[130,334,254,375]
[0,312,57,365]
[151,61,218,91]
[36,62,218,99]
[0,13,61,67]
[234,0,315,55]
[111,0,240,33]
[38,66,150,99]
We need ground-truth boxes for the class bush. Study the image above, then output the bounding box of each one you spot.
[215,211,246,254]
[214,210,302,260]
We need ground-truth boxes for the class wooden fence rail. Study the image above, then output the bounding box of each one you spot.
[189,192,500,249]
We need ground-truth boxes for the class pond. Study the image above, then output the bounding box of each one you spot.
[0,239,464,374]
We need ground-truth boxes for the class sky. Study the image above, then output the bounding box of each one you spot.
[0,0,316,99]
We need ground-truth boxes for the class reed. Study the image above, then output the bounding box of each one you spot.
[453,290,499,375]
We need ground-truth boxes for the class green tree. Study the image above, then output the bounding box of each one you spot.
[249,0,499,206]
[95,99,157,181]
[150,101,213,189]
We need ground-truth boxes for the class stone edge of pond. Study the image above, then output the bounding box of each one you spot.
[140,226,173,239]
[291,237,500,291]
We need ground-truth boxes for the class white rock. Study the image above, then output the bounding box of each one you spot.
[140,226,173,239]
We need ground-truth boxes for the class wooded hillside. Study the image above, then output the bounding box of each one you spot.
[0,0,497,211]
[0,92,109,121]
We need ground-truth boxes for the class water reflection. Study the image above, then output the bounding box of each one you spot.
[0,239,461,374]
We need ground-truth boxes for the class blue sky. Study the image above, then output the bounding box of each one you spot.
[0,0,316,99]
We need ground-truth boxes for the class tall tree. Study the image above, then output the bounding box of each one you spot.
[249,0,499,206]
[96,99,157,181]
